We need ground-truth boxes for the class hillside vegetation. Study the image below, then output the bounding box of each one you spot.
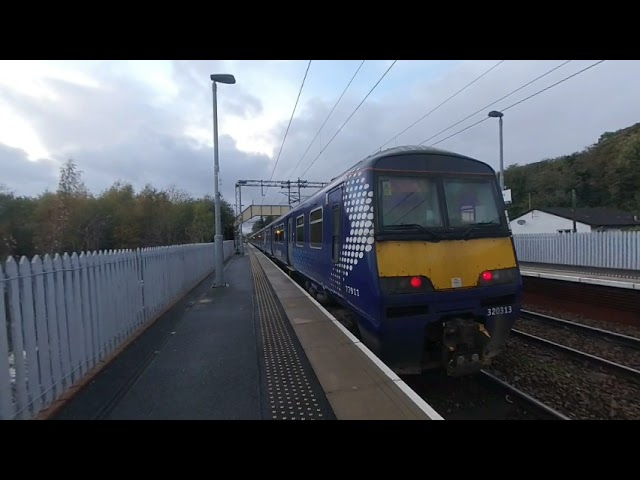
[505,122,640,218]
[0,160,236,260]
[2,122,639,259]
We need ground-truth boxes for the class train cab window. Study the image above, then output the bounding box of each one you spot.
[443,178,501,228]
[379,176,443,228]
[310,207,323,249]
[296,215,304,246]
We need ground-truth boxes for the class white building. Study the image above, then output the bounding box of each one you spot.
[509,207,640,234]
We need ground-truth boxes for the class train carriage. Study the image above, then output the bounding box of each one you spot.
[249,145,522,376]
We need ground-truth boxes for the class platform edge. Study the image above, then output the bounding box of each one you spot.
[250,246,444,421]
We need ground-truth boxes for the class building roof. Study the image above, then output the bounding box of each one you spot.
[515,207,640,227]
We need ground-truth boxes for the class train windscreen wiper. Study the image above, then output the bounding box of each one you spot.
[461,221,501,240]
[384,223,442,241]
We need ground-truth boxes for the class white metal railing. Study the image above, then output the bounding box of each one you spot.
[0,241,235,420]
[513,231,640,271]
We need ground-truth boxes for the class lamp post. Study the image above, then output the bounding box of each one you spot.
[488,110,504,191]
[211,73,236,288]
[237,180,246,255]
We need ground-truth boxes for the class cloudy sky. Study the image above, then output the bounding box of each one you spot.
[1,59,638,226]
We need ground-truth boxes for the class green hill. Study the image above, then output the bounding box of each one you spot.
[505,122,640,219]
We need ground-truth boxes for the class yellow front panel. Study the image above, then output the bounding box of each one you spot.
[375,238,517,290]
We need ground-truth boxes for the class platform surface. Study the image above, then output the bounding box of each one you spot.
[49,246,441,420]
[51,254,334,420]
[251,246,440,420]
[519,263,640,290]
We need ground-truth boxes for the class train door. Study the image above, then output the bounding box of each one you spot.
[328,187,343,296]
[270,226,274,256]
[287,217,293,266]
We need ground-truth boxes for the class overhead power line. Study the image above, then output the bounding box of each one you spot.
[374,60,505,153]
[299,60,398,178]
[426,60,606,147]
[287,60,366,181]
[418,60,573,146]
[263,60,312,198]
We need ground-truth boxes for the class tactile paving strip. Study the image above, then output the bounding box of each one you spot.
[250,252,335,420]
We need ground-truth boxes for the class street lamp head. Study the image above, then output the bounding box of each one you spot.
[210,74,236,84]
[488,110,503,118]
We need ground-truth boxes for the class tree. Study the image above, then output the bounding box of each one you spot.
[44,158,92,253]
[506,122,640,218]
[188,200,214,243]
[251,215,278,233]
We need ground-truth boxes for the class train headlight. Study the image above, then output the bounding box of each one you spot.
[380,276,434,294]
[477,267,519,286]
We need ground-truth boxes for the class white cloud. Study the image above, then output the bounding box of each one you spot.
[0,98,50,160]
[0,59,637,214]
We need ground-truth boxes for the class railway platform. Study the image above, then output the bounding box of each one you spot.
[44,245,441,420]
[519,262,640,290]
[518,261,640,326]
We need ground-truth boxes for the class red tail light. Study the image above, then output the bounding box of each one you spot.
[477,267,519,286]
[380,276,434,295]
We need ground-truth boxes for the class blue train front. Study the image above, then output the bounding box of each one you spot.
[249,146,522,377]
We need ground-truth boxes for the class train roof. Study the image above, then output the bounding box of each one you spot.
[249,145,494,236]
[365,144,458,162]
[330,145,490,180]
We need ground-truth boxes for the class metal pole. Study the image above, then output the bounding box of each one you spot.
[212,81,225,287]
[498,116,504,191]
[234,185,239,253]
[572,188,577,233]
[238,185,244,255]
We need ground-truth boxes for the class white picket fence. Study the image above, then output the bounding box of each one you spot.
[513,231,640,271]
[0,240,235,420]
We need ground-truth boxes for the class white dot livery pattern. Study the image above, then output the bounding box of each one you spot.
[329,169,375,292]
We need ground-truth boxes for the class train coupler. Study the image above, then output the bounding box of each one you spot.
[442,318,492,377]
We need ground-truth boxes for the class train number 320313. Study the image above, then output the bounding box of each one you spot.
[487,305,512,316]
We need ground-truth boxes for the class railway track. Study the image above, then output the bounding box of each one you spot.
[321,299,640,419]
[318,302,568,420]
[489,309,640,419]
[478,370,569,419]
[520,310,640,349]
[401,368,568,420]
[313,300,571,419]
[515,310,640,381]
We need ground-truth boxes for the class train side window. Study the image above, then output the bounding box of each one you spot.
[332,205,340,262]
[275,223,284,243]
[296,215,304,246]
[310,207,323,249]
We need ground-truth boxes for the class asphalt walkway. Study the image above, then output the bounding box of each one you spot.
[51,253,334,420]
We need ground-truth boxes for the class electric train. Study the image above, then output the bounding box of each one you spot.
[249,145,522,376]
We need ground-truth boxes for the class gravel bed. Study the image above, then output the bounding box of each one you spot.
[487,336,640,420]
[314,287,640,419]
[513,317,640,371]
[523,303,640,338]
[401,371,556,420]
[323,304,558,419]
